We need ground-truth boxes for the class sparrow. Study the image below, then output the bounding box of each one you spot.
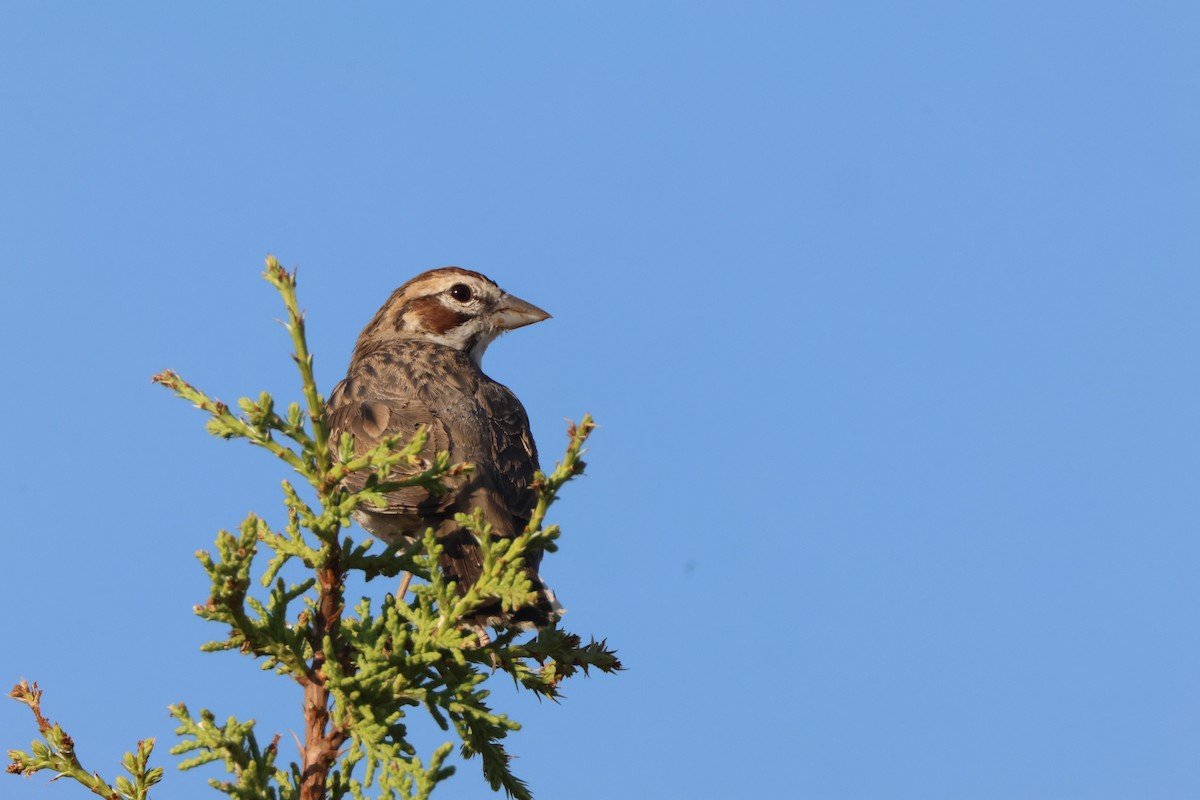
[326,267,561,631]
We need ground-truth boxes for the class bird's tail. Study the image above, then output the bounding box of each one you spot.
[437,523,564,631]
[510,573,564,630]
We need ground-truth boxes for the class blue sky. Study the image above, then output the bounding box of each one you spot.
[2,3,1198,798]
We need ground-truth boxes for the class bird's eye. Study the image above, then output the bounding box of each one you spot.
[449,283,473,303]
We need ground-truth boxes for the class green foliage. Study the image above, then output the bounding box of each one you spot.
[169,706,288,800]
[7,257,620,800]
[6,680,163,800]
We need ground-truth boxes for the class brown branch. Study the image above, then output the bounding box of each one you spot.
[298,552,351,800]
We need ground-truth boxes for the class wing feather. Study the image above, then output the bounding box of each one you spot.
[327,372,457,517]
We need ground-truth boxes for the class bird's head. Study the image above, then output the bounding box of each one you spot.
[353,267,551,364]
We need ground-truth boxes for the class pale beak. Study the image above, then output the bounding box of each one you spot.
[494,293,552,330]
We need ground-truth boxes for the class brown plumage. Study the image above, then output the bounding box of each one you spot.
[327,267,560,630]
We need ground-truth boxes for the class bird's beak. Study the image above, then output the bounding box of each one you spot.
[494,293,552,330]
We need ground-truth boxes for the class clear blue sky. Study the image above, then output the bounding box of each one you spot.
[2,4,1198,798]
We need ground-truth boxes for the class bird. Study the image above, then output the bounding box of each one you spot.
[326,267,561,633]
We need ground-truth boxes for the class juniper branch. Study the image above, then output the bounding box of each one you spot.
[6,680,163,800]
[263,256,331,476]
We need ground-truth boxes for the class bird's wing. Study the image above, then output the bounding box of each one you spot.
[441,380,554,622]
[478,380,540,528]
[326,375,458,516]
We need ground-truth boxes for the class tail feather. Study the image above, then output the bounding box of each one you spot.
[436,521,562,630]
